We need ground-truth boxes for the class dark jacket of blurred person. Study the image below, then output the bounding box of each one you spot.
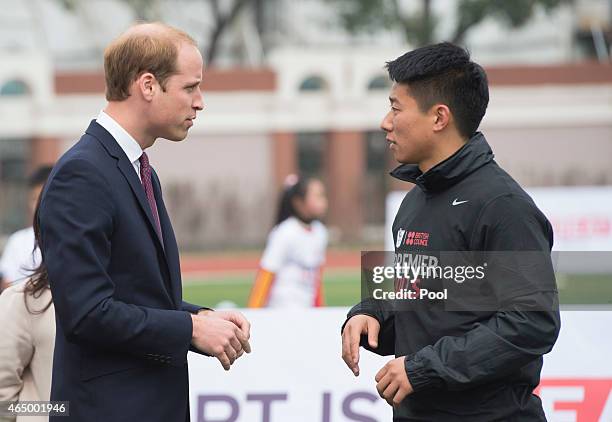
[0,166,53,290]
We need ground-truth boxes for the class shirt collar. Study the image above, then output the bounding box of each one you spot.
[389,132,494,193]
[96,110,143,165]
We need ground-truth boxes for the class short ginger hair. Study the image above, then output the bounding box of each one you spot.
[104,22,197,101]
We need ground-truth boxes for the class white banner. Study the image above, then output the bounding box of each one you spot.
[188,308,612,422]
[385,187,612,252]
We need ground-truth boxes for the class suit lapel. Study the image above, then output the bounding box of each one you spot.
[86,121,165,251]
[151,171,182,307]
[116,158,166,249]
[86,121,178,305]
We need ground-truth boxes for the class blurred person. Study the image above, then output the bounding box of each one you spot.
[0,193,55,422]
[0,166,52,291]
[38,23,250,422]
[248,175,328,308]
[341,43,560,421]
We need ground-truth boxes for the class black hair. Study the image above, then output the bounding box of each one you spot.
[276,176,314,226]
[386,42,489,138]
[28,165,53,188]
[23,181,52,315]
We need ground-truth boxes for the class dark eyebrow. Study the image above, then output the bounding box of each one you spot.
[389,96,398,104]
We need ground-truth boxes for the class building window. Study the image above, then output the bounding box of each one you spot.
[297,132,326,180]
[367,75,391,91]
[0,79,31,96]
[299,75,328,92]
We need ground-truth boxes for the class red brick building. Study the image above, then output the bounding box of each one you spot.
[1,52,611,249]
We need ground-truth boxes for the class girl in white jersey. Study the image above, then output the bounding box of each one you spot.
[248,175,328,308]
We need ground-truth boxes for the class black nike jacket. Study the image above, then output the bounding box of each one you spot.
[344,132,561,421]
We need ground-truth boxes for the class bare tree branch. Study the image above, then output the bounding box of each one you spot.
[330,0,571,47]
[205,0,252,65]
[210,0,221,22]
[390,0,402,20]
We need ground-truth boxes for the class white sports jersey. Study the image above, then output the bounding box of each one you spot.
[0,226,40,285]
[259,217,328,308]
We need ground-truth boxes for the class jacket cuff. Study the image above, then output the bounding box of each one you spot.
[404,354,442,392]
[164,310,194,367]
[189,344,212,357]
[182,301,212,315]
[341,311,382,335]
[341,299,385,334]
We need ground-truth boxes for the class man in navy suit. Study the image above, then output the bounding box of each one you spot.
[39,23,251,421]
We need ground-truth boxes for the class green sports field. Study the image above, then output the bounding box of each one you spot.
[183,270,612,308]
[183,269,361,308]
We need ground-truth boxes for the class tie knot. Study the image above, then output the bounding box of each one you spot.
[139,151,149,170]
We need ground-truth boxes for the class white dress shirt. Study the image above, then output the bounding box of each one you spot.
[96,110,144,179]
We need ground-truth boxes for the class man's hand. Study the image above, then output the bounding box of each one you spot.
[341,314,380,376]
[191,310,252,370]
[375,357,414,407]
[199,309,252,347]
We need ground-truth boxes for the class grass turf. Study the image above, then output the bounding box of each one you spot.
[182,270,612,308]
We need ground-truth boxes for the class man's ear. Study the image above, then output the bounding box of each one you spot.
[432,104,451,132]
[135,72,156,102]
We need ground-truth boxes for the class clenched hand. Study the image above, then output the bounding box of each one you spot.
[375,356,413,407]
[191,310,252,370]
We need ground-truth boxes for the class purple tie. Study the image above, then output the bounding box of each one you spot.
[139,152,163,244]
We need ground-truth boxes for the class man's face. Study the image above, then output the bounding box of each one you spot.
[149,43,204,142]
[381,83,434,165]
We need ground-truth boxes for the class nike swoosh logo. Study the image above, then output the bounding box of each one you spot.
[452,198,469,206]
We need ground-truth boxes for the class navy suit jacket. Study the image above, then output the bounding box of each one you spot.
[39,121,204,422]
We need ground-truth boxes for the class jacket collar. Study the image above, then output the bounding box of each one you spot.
[96,111,143,166]
[85,119,127,160]
[84,119,180,306]
[85,120,167,249]
[390,132,494,193]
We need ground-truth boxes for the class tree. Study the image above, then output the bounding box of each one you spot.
[204,0,252,64]
[328,0,573,47]
[57,0,256,65]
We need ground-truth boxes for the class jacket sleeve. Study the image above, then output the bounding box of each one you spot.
[39,158,193,366]
[181,301,209,314]
[342,297,396,356]
[404,194,561,392]
[0,287,34,408]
